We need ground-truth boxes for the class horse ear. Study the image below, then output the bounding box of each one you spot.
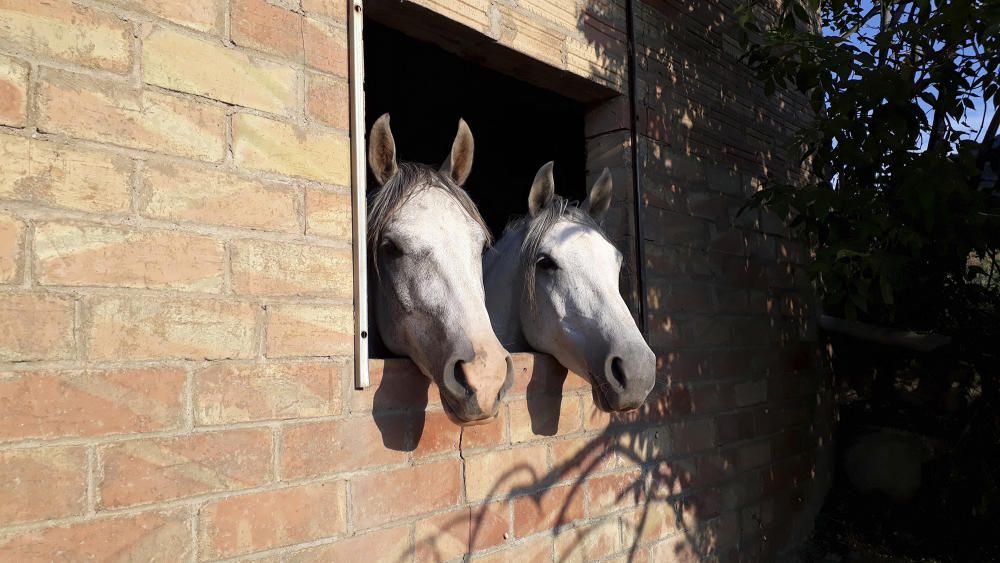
[441,118,474,186]
[528,161,556,217]
[583,168,613,220]
[368,113,398,186]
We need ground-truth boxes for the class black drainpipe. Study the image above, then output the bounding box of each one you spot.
[625,0,649,337]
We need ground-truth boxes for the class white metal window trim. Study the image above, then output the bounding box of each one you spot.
[349,0,369,389]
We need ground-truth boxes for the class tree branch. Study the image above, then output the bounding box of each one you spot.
[835,5,880,42]
[819,315,952,351]
[983,108,1000,145]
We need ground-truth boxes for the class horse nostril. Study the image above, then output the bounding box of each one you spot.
[610,357,627,390]
[451,360,474,397]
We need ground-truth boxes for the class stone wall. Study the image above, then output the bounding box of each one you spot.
[0,0,831,561]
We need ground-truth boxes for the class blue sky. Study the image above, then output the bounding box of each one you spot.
[823,0,996,144]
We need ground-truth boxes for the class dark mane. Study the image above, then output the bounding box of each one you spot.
[367,162,491,274]
[504,195,611,306]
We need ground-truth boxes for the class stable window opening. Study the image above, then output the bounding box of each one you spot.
[364,21,587,237]
[362,21,587,358]
[349,3,634,389]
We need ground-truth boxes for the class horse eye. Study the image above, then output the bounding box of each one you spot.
[381,239,404,259]
[536,255,558,271]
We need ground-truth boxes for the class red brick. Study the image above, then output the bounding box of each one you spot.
[472,534,552,563]
[302,0,347,20]
[231,0,303,59]
[671,418,717,454]
[585,96,629,137]
[408,411,460,459]
[734,379,768,407]
[463,410,509,449]
[231,239,352,297]
[232,112,349,184]
[507,352,584,396]
[305,188,352,239]
[513,484,585,537]
[265,302,353,357]
[34,222,225,291]
[195,362,344,425]
[648,532,697,562]
[304,18,348,76]
[0,213,25,284]
[351,459,462,529]
[37,68,226,162]
[0,0,132,72]
[550,434,618,480]
[199,481,347,559]
[0,293,75,362]
[84,296,257,361]
[110,0,223,33]
[709,510,742,550]
[688,488,726,527]
[643,208,708,247]
[715,411,755,445]
[509,393,583,443]
[0,447,86,526]
[464,445,549,502]
[709,229,747,256]
[0,55,28,127]
[0,367,185,442]
[663,283,714,313]
[583,394,613,430]
[612,425,671,466]
[140,162,300,233]
[281,417,407,479]
[682,452,732,489]
[307,72,349,129]
[277,525,413,563]
[0,135,132,214]
[656,350,709,382]
[415,502,509,561]
[555,516,622,562]
[688,382,735,414]
[99,429,272,508]
[350,359,440,413]
[586,469,645,516]
[622,503,680,547]
[0,510,192,561]
[142,27,297,116]
[735,441,772,471]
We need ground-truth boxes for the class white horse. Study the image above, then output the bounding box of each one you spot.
[367,114,513,424]
[484,162,655,411]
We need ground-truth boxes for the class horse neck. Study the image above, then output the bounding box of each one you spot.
[484,226,529,351]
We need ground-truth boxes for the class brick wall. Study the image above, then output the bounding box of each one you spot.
[0,0,831,561]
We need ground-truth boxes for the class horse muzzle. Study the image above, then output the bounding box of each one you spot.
[440,344,514,425]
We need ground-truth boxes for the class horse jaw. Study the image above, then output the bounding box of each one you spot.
[520,222,656,412]
[375,188,513,423]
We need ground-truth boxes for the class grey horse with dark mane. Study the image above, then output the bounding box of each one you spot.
[484,162,655,411]
[367,114,513,424]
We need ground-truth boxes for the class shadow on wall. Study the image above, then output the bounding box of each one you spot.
[367,356,715,562]
[360,347,829,562]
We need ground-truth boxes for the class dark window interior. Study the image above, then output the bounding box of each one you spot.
[364,20,587,237]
